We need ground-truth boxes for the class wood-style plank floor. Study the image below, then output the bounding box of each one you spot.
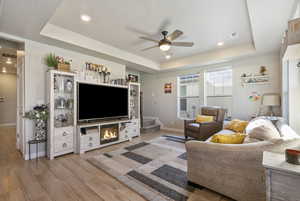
[0,126,231,201]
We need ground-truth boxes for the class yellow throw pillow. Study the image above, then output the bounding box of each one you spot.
[210,133,247,144]
[196,115,214,123]
[224,119,248,133]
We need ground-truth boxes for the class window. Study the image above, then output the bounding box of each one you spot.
[206,68,232,96]
[177,74,201,119]
[205,68,232,118]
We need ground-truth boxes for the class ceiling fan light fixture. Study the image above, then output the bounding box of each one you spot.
[159,43,171,51]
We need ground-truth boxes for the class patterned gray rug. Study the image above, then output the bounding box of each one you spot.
[87,136,194,201]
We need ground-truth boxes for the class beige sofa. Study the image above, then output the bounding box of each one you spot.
[186,118,300,201]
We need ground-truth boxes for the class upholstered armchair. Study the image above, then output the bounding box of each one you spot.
[184,107,225,141]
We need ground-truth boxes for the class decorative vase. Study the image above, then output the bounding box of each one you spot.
[34,119,47,141]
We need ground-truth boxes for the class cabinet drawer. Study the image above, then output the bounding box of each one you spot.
[270,170,300,201]
[54,140,73,153]
[54,127,74,141]
[81,133,100,149]
[83,141,99,149]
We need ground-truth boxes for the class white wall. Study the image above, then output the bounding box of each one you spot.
[23,40,126,159]
[141,52,281,130]
[288,59,300,134]
[0,73,17,126]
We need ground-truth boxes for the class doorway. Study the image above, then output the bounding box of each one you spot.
[0,37,25,156]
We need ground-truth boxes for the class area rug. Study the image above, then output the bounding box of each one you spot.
[87,136,195,201]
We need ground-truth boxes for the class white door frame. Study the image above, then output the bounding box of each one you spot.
[0,32,26,156]
[16,50,25,153]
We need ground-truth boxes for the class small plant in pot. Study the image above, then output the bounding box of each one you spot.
[45,53,58,69]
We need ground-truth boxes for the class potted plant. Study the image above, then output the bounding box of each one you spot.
[45,53,72,72]
[45,53,58,69]
[24,104,49,141]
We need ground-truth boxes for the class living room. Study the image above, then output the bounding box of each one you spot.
[0,0,300,201]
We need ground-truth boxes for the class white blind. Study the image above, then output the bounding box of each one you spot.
[177,74,200,119]
[206,69,232,96]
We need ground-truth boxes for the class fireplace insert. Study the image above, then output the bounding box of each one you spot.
[100,124,119,144]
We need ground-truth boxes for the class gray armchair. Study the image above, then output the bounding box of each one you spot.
[184,106,225,141]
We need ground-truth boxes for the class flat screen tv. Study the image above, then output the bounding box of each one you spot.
[78,83,128,121]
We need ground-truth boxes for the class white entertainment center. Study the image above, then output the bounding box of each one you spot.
[47,70,140,159]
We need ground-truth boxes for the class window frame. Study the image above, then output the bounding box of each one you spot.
[177,73,201,120]
[205,67,233,98]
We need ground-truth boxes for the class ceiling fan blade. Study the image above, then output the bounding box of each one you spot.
[141,45,159,51]
[172,42,194,47]
[139,36,159,43]
[167,30,183,41]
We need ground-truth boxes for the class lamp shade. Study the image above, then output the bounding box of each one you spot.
[262,94,280,106]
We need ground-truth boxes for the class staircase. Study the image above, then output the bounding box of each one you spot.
[141,117,161,133]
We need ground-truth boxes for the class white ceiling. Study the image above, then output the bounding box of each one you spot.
[0,0,297,72]
[49,0,253,63]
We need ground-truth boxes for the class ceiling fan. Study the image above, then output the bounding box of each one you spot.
[140,30,194,51]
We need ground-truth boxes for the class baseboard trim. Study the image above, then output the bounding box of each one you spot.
[161,127,184,134]
[24,151,46,160]
[0,123,16,127]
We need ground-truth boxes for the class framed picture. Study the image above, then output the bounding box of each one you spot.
[128,74,139,83]
[164,83,172,94]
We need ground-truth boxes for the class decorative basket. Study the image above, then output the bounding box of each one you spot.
[57,63,70,72]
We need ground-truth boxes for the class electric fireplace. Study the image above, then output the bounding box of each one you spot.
[100,124,119,144]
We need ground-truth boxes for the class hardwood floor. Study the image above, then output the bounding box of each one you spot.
[0,127,231,201]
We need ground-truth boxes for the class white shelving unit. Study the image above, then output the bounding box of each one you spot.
[77,119,139,154]
[47,72,141,157]
[129,82,141,135]
[47,70,76,159]
[241,75,270,87]
[76,82,141,154]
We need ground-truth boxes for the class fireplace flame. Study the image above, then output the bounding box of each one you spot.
[103,130,117,140]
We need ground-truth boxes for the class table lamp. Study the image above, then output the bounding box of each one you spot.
[262,94,281,116]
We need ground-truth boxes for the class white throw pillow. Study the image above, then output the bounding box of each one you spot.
[276,119,300,139]
[246,118,281,141]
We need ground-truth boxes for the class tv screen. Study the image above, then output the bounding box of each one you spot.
[78,83,128,121]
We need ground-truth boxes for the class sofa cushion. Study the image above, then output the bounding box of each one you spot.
[186,123,200,132]
[196,115,214,123]
[243,136,261,144]
[246,118,280,141]
[210,133,247,144]
[224,119,248,133]
[206,129,235,142]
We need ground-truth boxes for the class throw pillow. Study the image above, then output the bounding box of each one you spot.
[195,115,214,123]
[246,118,280,141]
[224,119,248,133]
[210,133,247,144]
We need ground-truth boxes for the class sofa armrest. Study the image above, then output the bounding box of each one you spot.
[184,119,196,125]
[198,121,222,140]
[185,140,271,201]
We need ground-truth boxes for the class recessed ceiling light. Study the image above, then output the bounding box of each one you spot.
[6,58,12,64]
[80,14,91,22]
[2,67,6,73]
[217,42,224,46]
[165,54,171,60]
